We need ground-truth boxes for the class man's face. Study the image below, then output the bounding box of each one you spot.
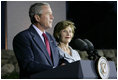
[39,5,54,30]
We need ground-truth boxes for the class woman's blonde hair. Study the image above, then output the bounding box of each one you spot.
[53,20,76,42]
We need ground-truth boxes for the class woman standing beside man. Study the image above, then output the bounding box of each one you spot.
[53,20,81,63]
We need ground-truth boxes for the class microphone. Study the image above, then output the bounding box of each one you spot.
[74,38,88,51]
[83,39,100,60]
[83,39,94,51]
[74,38,100,60]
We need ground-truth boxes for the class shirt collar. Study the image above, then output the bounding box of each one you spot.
[32,24,46,36]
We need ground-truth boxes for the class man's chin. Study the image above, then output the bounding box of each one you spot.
[45,26,52,29]
[49,25,52,28]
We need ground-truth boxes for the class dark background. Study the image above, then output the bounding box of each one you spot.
[1,1,6,49]
[66,1,117,49]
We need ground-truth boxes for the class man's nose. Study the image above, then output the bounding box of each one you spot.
[51,14,54,20]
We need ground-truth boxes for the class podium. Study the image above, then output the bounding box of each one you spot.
[30,60,117,79]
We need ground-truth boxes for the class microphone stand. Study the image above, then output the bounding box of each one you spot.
[87,49,101,61]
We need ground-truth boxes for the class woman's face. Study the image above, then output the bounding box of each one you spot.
[60,26,73,44]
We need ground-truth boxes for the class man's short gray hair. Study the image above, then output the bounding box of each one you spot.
[29,2,50,24]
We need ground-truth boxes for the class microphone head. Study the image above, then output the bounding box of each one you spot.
[83,39,94,51]
[74,38,88,51]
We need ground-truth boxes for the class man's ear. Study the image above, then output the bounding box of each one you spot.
[34,14,40,22]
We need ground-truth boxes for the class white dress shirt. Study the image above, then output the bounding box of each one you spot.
[32,24,45,44]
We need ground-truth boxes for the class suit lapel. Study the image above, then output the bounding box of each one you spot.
[28,25,53,65]
[46,33,57,66]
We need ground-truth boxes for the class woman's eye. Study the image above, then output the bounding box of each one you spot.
[69,31,72,33]
[63,30,66,32]
[68,30,72,33]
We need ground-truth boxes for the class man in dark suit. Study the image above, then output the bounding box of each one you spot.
[13,3,61,78]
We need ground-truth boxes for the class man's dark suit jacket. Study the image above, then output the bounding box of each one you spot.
[13,25,60,78]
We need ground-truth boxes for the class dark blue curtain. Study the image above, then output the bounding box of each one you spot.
[1,1,6,49]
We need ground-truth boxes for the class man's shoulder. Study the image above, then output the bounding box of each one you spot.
[13,26,33,41]
[15,29,29,37]
[14,25,34,38]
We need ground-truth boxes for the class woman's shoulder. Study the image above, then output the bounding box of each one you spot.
[57,46,66,57]
[57,46,65,53]
[69,46,81,60]
[69,46,78,53]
